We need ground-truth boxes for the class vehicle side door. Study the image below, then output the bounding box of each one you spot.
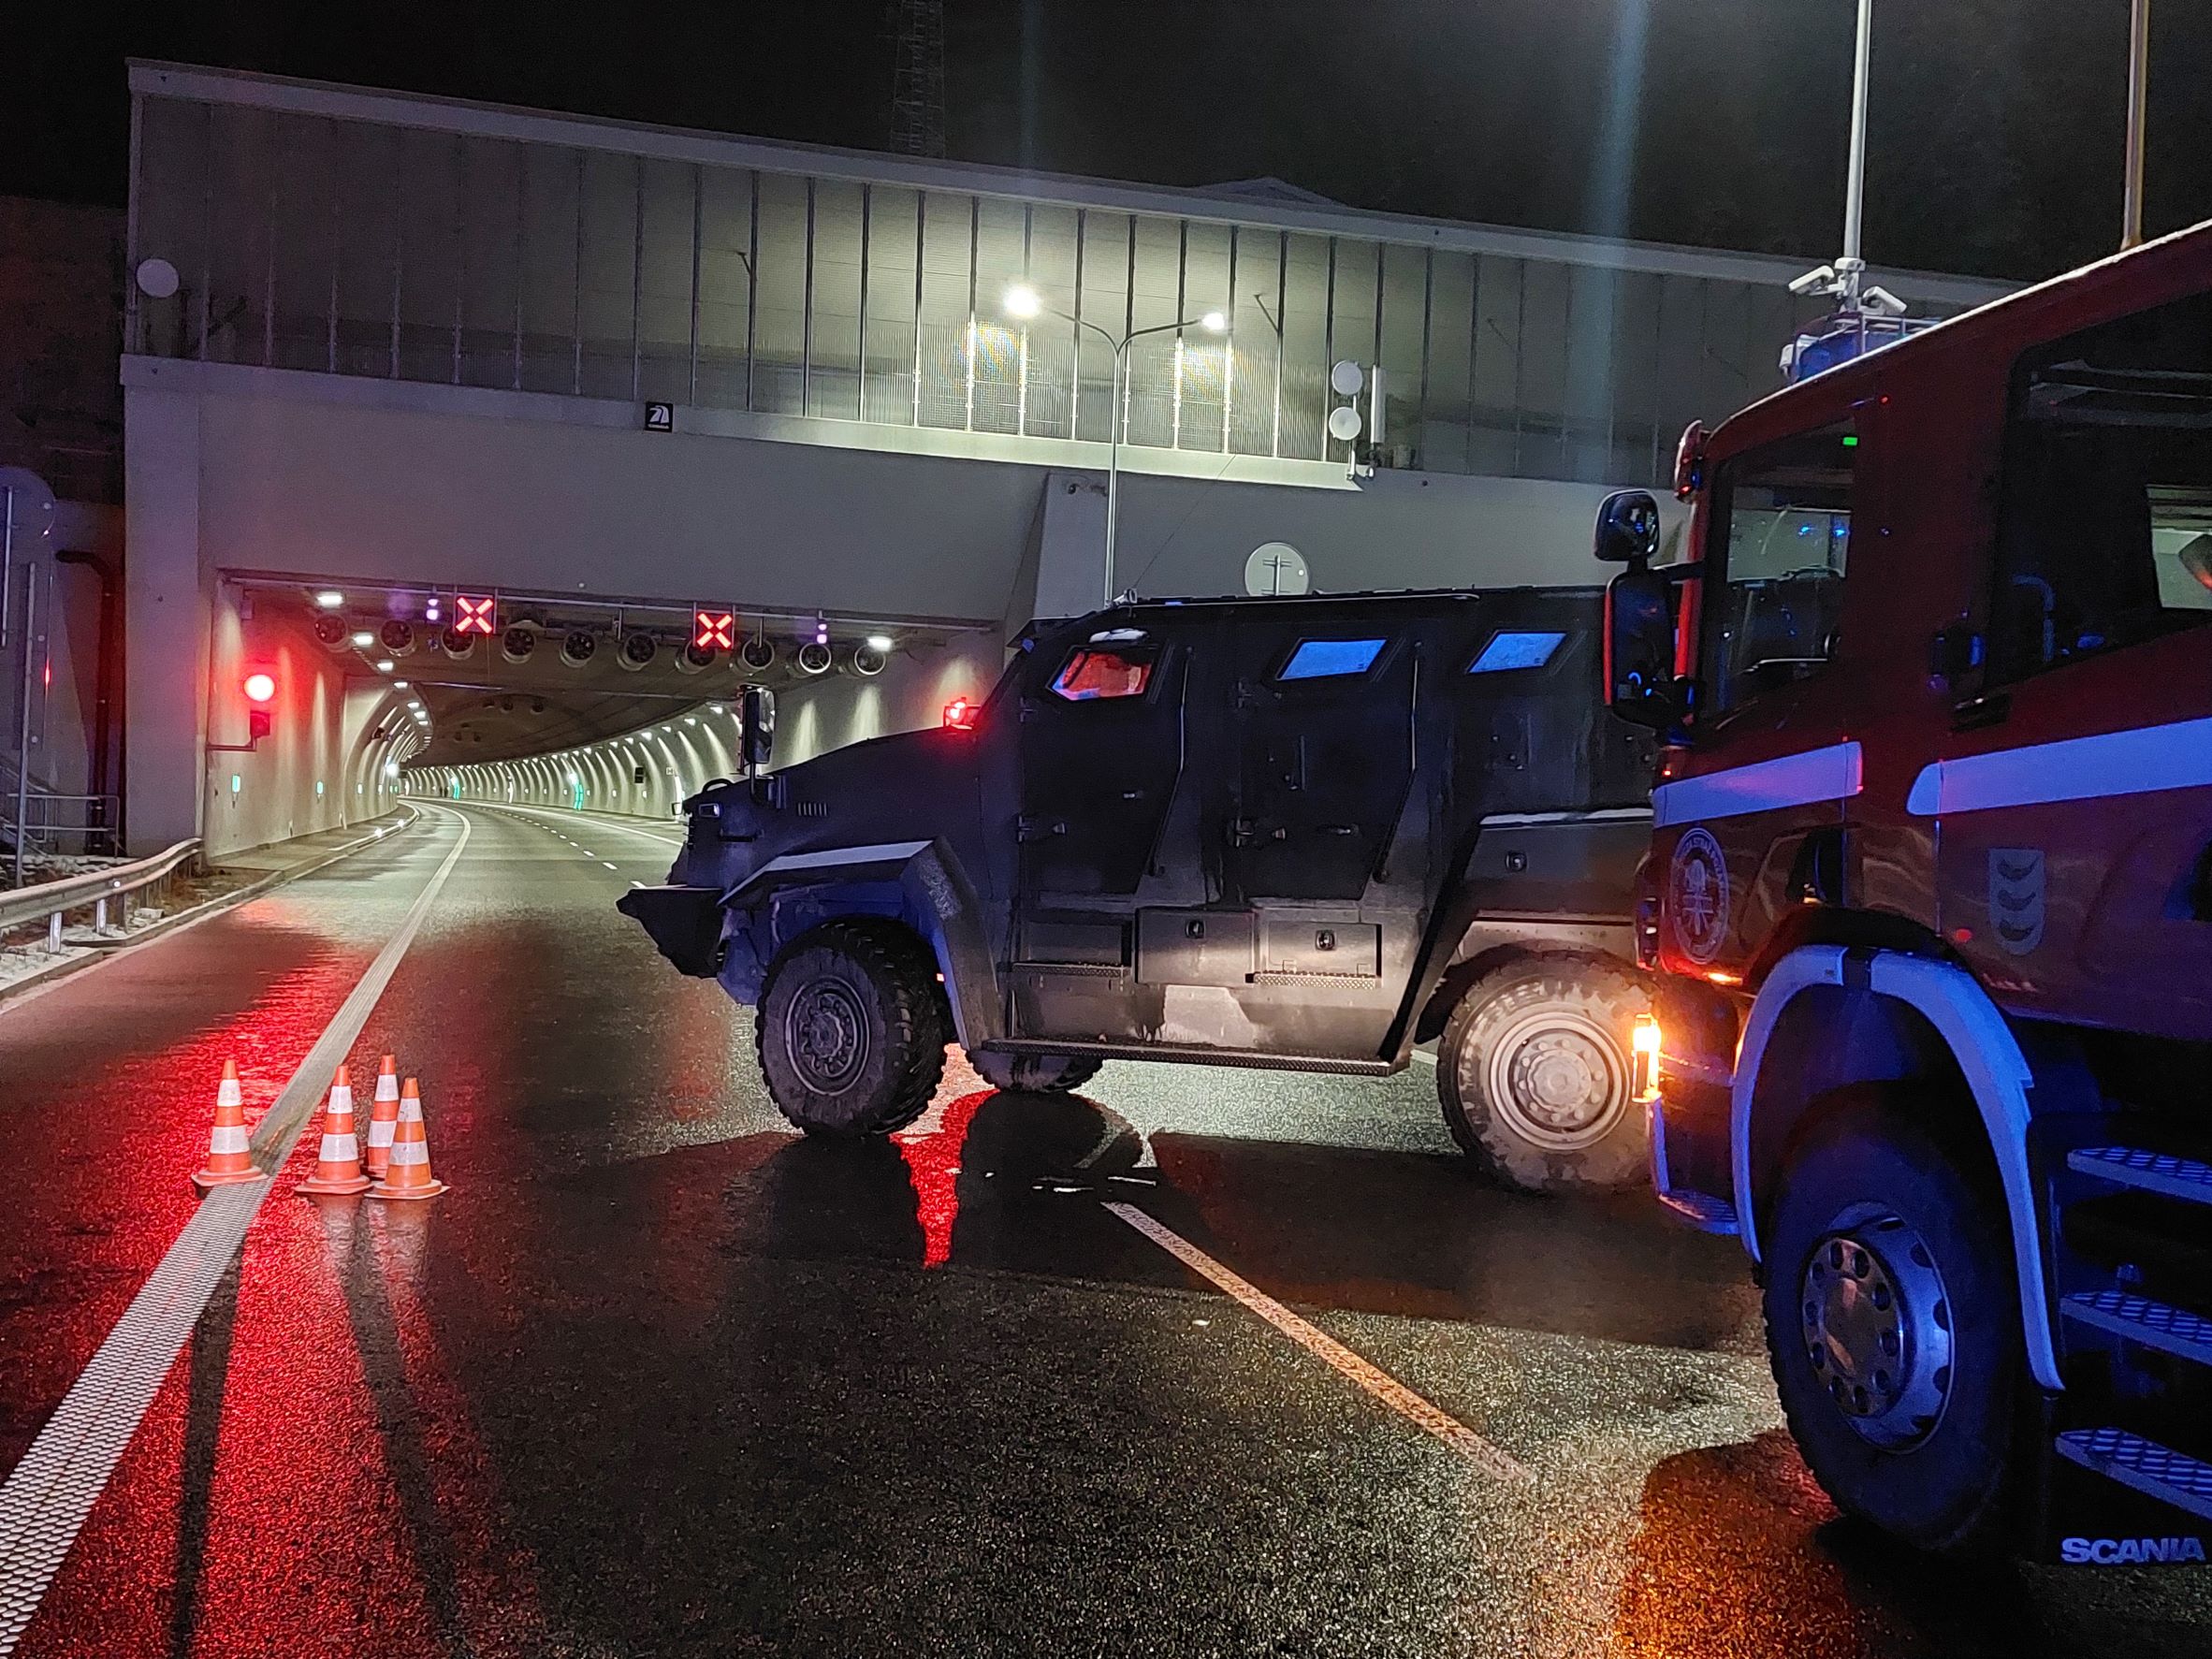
[1007,622,1186,1040]
[1654,414,1870,980]
[1928,290,2212,1040]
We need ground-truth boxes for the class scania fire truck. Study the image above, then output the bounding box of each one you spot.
[1595,221,2212,1560]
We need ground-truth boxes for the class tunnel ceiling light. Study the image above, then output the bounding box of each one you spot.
[351,631,375,648]
[1201,310,1228,334]
[376,659,395,673]
[1003,283,1041,320]
[315,590,345,609]
[393,679,409,690]
[865,634,894,652]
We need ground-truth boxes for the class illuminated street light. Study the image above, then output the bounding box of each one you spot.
[1004,286,1235,606]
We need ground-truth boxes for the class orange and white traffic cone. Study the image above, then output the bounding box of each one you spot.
[191,1059,267,1190]
[366,1078,445,1201]
[298,1065,371,1196]
[364,1055,400,1178]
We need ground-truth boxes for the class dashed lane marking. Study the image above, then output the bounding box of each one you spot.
[1104,1203,1530,1485]
[0,808,473,1655]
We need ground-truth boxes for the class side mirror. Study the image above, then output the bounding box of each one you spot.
[1594,489,1662,566]
[739,686,776,775]
[1604,565,1680,730]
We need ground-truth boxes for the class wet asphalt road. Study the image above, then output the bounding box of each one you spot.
[2,803,2208,1658]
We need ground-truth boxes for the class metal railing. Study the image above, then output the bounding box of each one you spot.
[0,838,201,956]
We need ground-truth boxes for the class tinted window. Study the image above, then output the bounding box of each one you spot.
[1700,421,1855,718]
[1989,291,2212,683]
[1278,637,1387,680]
[1468,630,1565,674]
[1051,645,1157,701]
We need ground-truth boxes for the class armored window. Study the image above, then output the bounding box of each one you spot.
[1468,630,1565,674]
[1051,644,1157,701]
[1277,637,1387,680]
[1988,289,2212,685]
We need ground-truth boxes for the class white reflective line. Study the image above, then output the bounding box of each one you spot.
[1652,741,1862,828]
[0,808,472,1652]
[602,862,618,870]
[1104,1203,1529,1484]
[1906,715,2212,816]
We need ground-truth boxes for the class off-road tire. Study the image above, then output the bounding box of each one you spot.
[756,921,946,1136]
[1761,1084,2023,1554]
[1436,956,1649,1192]
[969,1051,1104,1094]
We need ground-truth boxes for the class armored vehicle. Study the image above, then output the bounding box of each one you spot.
[620,586,1656,1192]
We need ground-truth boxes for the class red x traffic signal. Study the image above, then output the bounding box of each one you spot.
[693,609,735,651]
[455,594,497,635]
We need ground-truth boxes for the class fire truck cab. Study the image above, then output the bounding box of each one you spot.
[1598,222,2212,1560]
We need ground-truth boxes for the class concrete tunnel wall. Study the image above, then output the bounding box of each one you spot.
[411,633,1006,819]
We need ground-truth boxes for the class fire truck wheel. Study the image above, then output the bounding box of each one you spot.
[969,1051,1104,1094]
[1761,1084,2022,1554]
[1436,957,1650,1192]
[756,921,947,1136]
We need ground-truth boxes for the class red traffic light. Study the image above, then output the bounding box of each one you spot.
[454,594,497,635]
[693,609,735,651]
[942,694,978,731]
[242,671,277,704]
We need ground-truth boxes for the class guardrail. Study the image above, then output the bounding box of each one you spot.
[0,838,202,954]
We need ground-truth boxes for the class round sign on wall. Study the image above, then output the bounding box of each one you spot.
[1244,542,1310,597]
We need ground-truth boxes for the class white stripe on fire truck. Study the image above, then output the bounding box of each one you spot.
[1651,741,1862,828]
[1906,716,2212,816]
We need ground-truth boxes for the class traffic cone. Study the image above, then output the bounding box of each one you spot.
[366,1078,445,1201]
[192,1059,267,1190]
[298,1065,371,1196]
[365,1055,400,1178]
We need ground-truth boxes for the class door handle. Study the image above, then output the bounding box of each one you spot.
[1015,814,1066,843]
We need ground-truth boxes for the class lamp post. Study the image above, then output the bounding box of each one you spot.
[1003,284,1226,609]
[2122,0,2151,249]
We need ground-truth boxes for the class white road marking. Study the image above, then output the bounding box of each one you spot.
[476,801,682,850]
[1104,1202,1530,1485]
[0,808,473,1653]
[602,862,618,870]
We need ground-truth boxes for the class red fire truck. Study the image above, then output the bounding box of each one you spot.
[1595,222,2212,1561]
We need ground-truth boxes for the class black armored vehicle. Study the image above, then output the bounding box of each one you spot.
[620,587,1657,1191]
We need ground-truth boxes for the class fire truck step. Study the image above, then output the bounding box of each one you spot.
[2056,1429,2212,1523]
[1654,1187,1739,1234]
[2061,1290,2212,1366]
[2069,1146,2212,1206]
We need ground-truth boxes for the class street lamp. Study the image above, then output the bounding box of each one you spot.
[1003,283,1228,609]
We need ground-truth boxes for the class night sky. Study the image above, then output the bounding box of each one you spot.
[8,1,2208,282]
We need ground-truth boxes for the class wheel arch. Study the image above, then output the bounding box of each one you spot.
[1731,944,2059,1390]
[725,839,998,1049]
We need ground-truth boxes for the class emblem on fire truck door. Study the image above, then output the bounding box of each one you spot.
[1668,827,1731,964]
[1988,847,2045,955]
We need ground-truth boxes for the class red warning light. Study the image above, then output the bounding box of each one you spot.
[693,608,735,651]
[242,671,277,704]
[942,695,979,731]
[454,594,497,635]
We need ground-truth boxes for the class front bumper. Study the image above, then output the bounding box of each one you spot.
[615,884,724,977]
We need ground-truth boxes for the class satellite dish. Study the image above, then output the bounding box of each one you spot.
[1244,542,1310,597]
[135,257,180,299]
[1326,405,1363,444]
[1330,359,1364,397]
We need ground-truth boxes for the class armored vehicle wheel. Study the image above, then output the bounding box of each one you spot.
[756,921,946,1136]
[969,1051,1103,1094]
[1761,1084,2022,1554]
[1436,957,1649,1192]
